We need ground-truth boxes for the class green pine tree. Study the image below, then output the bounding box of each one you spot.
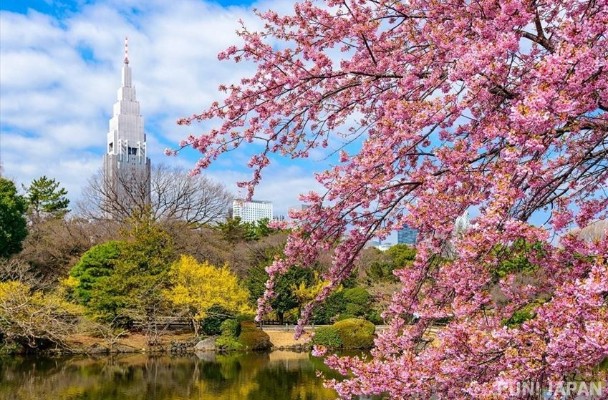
[0,178,28,258]
[23,176,70,221]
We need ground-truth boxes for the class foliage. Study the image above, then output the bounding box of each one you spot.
[0,178,28,258]
[503,298,547,328]
[88,219,176,327]
[215,335,243,352]
[68,241,123,304]
[311,291,345,325]
[311,326,342,349]
[293,272,328,306]
[386,244,416,270]
[333,319,376,349]
[200,305,235,336]
[164,255,251,335]
[237,321,272,351]
[246,264,314,324]
[217,217,276,243]
[491,239,544,281]
[342,287,370,319]
[220,318,241,338]
[215,319,244,351]
[22,175,69,221]
[0,281,83,350]
[216,217,254,243]
[177,0,608,396]
[312,287,375,324]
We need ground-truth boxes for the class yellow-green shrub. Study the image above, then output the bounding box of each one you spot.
[333,318,375,349]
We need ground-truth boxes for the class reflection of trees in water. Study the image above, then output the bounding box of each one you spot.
[0,353,340,400]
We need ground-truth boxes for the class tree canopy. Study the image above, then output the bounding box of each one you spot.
[23,176,69,221]
[178,0,608,398]
[0,178,28,258]
[164,255,251,335]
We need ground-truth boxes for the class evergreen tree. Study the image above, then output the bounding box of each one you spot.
[0,178,28,258]
[23,176,69,221]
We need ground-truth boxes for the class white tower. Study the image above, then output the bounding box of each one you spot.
[103,38,151,217]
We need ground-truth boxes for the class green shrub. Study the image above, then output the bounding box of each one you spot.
[311,326,342,349]
[334,318,375,349]
[69,241,123,304]
[366,310,384,325]
[312,291,345,325]
[215,335,243,351]
[200,305,234,336]
[220,319,241,338]
[236,313,255,323]
[336,313,357,321]
[238,321,272,350]
[343,287,370,305]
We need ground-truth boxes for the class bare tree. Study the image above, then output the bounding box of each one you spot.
[14,217,117,287]
[77,164,233,225]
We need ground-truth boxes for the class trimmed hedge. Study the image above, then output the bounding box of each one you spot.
[238,321,272,351]
[312,318,376,349]
[333,318,375,349]
[311,326,342,348]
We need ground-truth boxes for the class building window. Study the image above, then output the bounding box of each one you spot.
[128,147,138,155]
[109,142,113,152]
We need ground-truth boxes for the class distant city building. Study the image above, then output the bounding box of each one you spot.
[232,199,273,223]
[397,225,418,245]
[103,38,150,215]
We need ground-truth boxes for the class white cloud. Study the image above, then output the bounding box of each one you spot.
[0,0,327,217]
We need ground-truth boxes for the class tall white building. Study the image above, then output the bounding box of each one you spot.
[232,199,273,223]
[103,38,151,215]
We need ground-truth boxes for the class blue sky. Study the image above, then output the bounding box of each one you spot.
[0,0,328,220]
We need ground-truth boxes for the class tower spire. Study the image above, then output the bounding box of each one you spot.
[124,36,129,65]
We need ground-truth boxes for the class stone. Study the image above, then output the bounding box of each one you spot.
[194,337,217,352]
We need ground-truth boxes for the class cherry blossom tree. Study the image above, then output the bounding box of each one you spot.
[176,0,607,397]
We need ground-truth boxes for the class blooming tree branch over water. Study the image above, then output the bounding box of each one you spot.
[177,0,607,397]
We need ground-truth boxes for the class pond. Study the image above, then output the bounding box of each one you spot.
[0,351,371,400]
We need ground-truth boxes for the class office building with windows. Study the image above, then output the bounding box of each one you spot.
[232,199,273,223]
[102,38,151,215]
[397,225,418,245]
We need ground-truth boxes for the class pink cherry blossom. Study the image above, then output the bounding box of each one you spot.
[177,0,608,397]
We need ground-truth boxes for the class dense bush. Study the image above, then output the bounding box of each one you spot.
[214,318,244,351]
[215,335,243,351]
[343,287,371,305]
[311,326,342,348]
[68,240,123,304]
[333,318,375,349]
[0,281,84,351]
[200,305,234,335]
[220,318,241,338]
[238,321,272,351]
[343,287,371,318]
[312,291,345,325]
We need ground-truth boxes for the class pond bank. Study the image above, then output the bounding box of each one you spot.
[58,327,314,355]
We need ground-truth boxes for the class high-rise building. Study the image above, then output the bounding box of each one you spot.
[397,224,418,245]
[103,38,151,216]
[232,199,273,223]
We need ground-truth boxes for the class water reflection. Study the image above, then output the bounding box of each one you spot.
[0,351,344,400]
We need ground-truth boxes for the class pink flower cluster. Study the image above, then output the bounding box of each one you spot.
[178,0,608,397]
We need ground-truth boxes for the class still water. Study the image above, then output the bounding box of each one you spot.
[0,351,348,400]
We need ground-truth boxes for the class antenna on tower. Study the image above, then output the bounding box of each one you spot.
[124,36,129,64]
